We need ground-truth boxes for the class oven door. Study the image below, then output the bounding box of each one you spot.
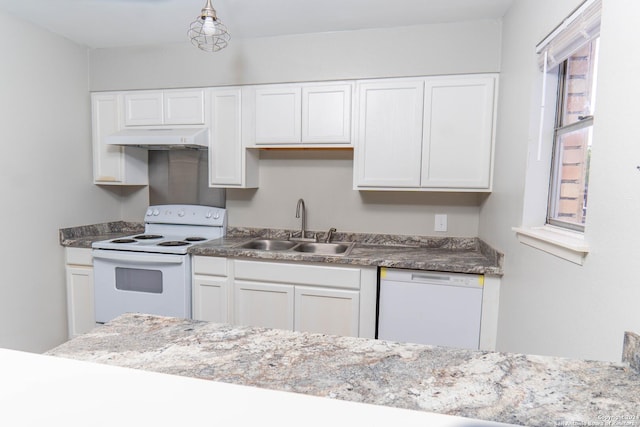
[92,249,192,323]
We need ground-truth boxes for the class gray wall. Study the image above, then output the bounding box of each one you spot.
[480,0,640,362]
[0,10,129,352]
[90,20,502,237]
[90,21,502,91]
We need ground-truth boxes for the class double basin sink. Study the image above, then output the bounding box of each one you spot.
[237,239,355,256]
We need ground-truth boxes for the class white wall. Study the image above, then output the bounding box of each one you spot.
[480,0,640,362]
[228,150,481,236]
[90,20,502,236]
[90,21,502,91]
[0,11,127,352]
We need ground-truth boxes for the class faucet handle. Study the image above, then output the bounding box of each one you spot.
[325,227,337,243]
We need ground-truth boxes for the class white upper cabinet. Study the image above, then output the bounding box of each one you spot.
[164,89,206,125]
[302,83,353,144]
[354,74,497,192]
[91,93,148,185]
[245,82,353,147]
[208,87,258,188]
[123,91,163,126]
[421,76,496,189]
[90,75,494,189]
[123,89,205,127]
[253,85,302,144]
[355,79,425,187]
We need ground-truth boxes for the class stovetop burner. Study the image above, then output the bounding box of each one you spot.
[185,236,207,242]
[157,241,191,247]
[134,234,163,240]
[111,238,137,244]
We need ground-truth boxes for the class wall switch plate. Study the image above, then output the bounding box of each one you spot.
[435,214,448,232]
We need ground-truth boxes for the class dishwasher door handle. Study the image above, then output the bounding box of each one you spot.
[410,273,452,283]
[407,273,483,288]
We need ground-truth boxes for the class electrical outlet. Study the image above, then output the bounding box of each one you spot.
[434,214,448,232]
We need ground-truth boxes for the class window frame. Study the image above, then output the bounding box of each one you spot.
[545,40,598,233]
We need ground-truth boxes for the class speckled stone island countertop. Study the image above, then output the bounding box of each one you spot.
[48,314,640,427]
[59,223,503,275]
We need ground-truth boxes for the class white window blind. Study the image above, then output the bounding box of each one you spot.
[536,0,602,70]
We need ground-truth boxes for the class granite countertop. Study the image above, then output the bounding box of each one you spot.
[60,223,503,275]
[59,221,144,248]
[48,314,640,427]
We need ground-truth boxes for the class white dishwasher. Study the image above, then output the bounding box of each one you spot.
[377,268,484,350]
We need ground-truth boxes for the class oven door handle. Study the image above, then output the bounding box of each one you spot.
[92,250,185,265]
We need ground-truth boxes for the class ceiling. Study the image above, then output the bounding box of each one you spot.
[0,0,514,49]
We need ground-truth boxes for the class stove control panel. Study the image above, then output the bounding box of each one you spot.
[145,204,227,227]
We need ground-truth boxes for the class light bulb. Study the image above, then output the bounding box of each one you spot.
[202,16,216,36]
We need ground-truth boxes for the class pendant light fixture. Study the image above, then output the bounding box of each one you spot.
[188,0,230,52]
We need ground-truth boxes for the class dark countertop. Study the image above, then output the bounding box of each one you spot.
[59,221,144,248]
[60,223,503,275]
[47,314,640,427]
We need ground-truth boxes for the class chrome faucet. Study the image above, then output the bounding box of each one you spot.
[295,198,307,239]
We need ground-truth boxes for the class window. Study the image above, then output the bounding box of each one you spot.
[547,39,599,231]
[513,0,601,264]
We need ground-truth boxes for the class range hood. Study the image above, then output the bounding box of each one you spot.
[105,128,209,150]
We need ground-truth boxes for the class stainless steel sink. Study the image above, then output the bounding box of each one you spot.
[237,239,298,251]
[236,239,355,256]
[292,242,355,256]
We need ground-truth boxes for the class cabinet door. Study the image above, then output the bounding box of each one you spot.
[192,276,229,323]
[91,93,148,186]
[253,85,301,144]
[354,80,424,188]
[234,281,294,330]
[421,76,496,189]
[123,91,163,126]
[65,265,95,339]
[294,286,360,337]
[164,89,205,125]
[92,94,124,183]
[302,83,352,144]
[209,88,258,188]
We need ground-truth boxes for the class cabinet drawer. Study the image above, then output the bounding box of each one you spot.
[65,248,93,266]
[234,260,360,290]
[193,256,227,276]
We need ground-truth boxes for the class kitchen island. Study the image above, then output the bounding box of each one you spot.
[47,314,640,427]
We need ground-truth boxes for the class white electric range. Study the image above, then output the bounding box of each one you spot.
[91,204,227,323]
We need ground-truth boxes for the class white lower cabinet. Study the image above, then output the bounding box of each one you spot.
[294,286,360,337]
[192,256,376,338]
[234,281,295,330]
[192,256,231,323]
[64,248,95,339]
